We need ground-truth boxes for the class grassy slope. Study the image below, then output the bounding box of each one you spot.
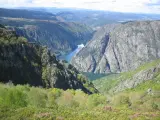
[92,59,160,119]
[93,59,160,94]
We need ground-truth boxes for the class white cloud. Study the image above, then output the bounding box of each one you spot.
[0,0,160,14]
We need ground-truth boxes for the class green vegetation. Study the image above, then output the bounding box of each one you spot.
[0,83,159,120]
[0,26,27,44]
[93,74,120,94]
[0,22,160,119]
[0,52,160,119]
[0,26,97,95]
[0,31,159,119]
[93,59,160,94]
[90,59,160,119]
[77,74,98,93]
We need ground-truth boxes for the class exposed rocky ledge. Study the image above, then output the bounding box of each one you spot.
[111,63,160,93]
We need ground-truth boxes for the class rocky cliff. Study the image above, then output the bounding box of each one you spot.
[111,61,160,93]
[71,21,160,73]
[0,26,97,94]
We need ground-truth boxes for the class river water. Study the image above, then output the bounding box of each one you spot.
[58,44,84,62]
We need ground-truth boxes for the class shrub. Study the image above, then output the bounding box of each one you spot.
[57,90,78,108]
[73,90,88,108]
[152,103,158,110]
[0,87,27,107]
[112,94,131,108]
[86,94,106,108]
[27,87,47,108]
[47,88,62,108]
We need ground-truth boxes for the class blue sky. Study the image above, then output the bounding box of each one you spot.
[0,0,160,14]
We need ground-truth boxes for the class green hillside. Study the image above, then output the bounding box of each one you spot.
[93,59,160,94]
[0,8,160,120]
[92,59,160,118]
[0,77,159,120]
[0,53,160,119]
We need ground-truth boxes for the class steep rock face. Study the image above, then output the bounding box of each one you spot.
[0,26,97,94]
[71,24,117,73]
[71,21,160,73]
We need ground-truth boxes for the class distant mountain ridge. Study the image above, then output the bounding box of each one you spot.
[71,21,160,73]
[55,10,160,28]
[0,8,57,20]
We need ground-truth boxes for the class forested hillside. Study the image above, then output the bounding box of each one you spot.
[0,25,97,94]
[0,8,94,56]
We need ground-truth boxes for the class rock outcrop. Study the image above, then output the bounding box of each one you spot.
[92,59,160,93]
[111,62,160,93]
[0,26,97,94]
[71,21,160,73]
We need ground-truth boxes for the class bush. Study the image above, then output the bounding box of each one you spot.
[57,90,78,108]
[47,88,62,108]
[73,90,88,108]
[152,103,158,110]
[27,87,47,108]
[112,94,131,108]
[0,83,160,119]
[86,94,106,108]
[0,86,27,108]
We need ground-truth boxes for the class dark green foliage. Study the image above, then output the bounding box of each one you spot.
[0,24,5,28]
[0,43,43,86]
[77,74,98,93]
[0,27,27,44]
[0,27,97,94]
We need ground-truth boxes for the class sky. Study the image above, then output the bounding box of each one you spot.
[0,0,160,14]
